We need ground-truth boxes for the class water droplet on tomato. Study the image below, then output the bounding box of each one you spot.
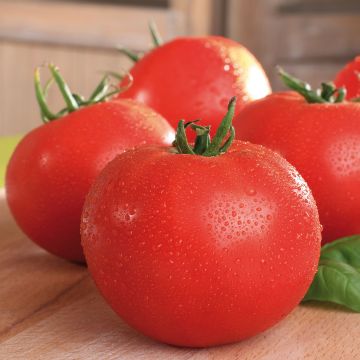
[246,189,256,196]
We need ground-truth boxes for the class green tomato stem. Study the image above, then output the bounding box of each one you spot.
[94,88,122,103]
[335,87,346,103]
[104,71,124,81]
[149,21,163,47]
[193,124,211,155]
[203,97,237,156]
[34,67,58,122]
[48,64,79,112]
[43,77,54,97]
[278,67,326,103]
[320,82,336,101]
[88,75,109,102]
[174,120,196,155]
[118,47,141,63]
[34,64,124,123]
[173,97,237,157]
[72,93,85,106]
[219,126,235,153]
[278,66,348,104]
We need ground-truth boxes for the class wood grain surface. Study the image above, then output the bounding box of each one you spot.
[0,190,359,360]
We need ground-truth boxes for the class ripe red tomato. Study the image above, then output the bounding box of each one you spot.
[81,99,321,347]
[6,66,174,262]
[234,70,360,244]
[334,56,360,100]
[118,36,271,138]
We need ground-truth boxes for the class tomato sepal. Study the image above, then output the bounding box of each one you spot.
[34,64,126,123]
[117,47,141,63]
[278,66,347,104]
[173,97,237,157]
[149,20,163,48]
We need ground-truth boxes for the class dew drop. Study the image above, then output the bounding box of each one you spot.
[246,189,257,196]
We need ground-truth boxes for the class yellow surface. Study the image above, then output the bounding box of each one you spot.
[0,136,22,188]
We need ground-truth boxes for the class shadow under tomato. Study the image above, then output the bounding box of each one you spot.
[301,300,354,314]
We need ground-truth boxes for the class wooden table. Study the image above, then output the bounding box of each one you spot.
[0,191,359,360]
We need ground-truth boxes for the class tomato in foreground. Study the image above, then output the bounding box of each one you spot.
[81,98,321,347]
[334,56,360,100]
[234,69,360,244]
[6,65,174,262]
[118,26,271,138]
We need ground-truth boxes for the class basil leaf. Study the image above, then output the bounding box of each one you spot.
[303,235,360,312]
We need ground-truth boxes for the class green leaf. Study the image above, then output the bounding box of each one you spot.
[303,235,360,312]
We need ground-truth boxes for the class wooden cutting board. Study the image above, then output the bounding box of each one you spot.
[0,191,359,360]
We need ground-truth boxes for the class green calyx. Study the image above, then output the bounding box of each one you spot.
[174,97,237,157]
[118,21,163,63]
[35,64,124,123]
[278,66,349,104]
[149,20,163,47]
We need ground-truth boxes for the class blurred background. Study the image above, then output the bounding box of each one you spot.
[0,0,359,136]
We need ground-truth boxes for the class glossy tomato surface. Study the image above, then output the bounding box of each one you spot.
[118,37,271,137]
[334,56,360,100]
[234,92,360,244]
[6,99,174,262]
[81,141,321,347]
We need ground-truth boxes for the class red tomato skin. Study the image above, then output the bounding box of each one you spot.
[334,56,360,100]
[234,92,360,244]
[81,141,321,347]
[6,99,174,262]
[118,36,271,137]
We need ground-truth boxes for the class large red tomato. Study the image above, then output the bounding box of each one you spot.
[334,56,360,100]
[118,36,271,137]
[234,70,360,244]
[81,99,321,347]
[6,65,174,262]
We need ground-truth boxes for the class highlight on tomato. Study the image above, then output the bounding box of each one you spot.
[81,97,321,347]
[234,68,360,244]
[6,64,174,262]
[117,23,271,139]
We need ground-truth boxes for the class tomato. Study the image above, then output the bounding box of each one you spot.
[81,98,321,347]
[334,56,360,100]
[234,69,360,244]
[6,65,174,262]
[118,36,271,139]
